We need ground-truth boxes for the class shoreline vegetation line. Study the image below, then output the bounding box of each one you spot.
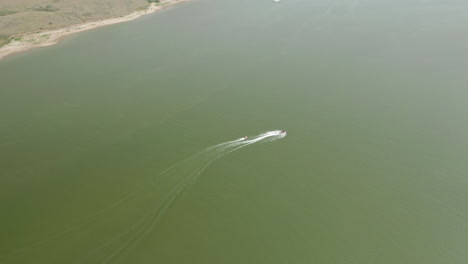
[0,0,187,60]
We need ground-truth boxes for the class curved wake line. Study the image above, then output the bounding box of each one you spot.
[1,130,286,263]
[101,130,287,262]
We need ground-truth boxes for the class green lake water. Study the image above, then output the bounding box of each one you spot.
[1,0,468,263]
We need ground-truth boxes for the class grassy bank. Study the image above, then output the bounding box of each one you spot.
[0,35,10,47]
[0,0,151,42]
[0,0,186,59]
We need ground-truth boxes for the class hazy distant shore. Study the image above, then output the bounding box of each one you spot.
[0,0,186,60]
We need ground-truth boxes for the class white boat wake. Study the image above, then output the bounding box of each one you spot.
[99,130,287,263]
[1,130,286,263]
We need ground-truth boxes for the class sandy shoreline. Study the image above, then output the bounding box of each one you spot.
[0,0,186,60]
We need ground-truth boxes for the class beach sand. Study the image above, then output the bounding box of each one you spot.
[0,0,186,60]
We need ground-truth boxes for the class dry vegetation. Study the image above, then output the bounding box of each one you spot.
[0,0,152,46]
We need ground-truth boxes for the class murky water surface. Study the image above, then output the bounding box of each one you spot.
[1,0,468,263]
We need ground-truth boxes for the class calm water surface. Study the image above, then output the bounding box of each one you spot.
[1,0,468,263]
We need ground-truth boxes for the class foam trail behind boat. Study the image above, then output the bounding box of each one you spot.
[207,137,246,151]
[217,130,286,151]
[96,130,287,262]
[4,130,287,264]
[100,130,288,262]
